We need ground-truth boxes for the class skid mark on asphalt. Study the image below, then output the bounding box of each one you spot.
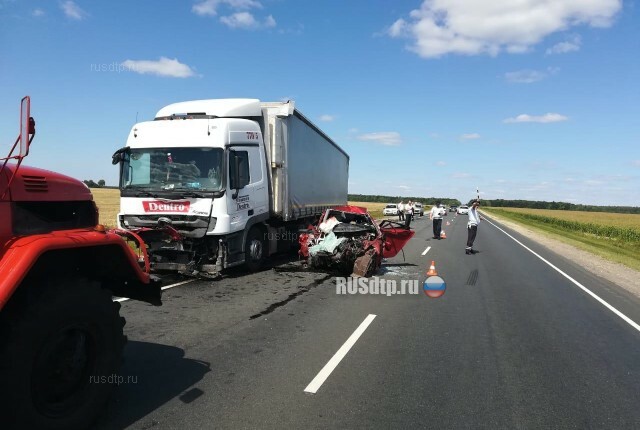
[466,269,479,286]
[249,274,331,320]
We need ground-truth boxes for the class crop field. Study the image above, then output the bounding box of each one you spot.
[488,207,640,229]
[92,188,120,227]
[483,207,640,270]
[92,189,391,227]
[347,201,388,218]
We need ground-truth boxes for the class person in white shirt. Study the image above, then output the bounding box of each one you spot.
[397,201,405,221]
[466,199,485,254]
[404,200,413,228]
[429,201,444,239]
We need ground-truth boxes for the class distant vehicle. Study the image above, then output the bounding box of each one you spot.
[383,204,398,216]
[413,203,424,216]
[449,205,457,212]
[457,205,469,215]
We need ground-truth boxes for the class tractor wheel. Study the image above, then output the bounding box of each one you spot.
[245,227,266,272]
[0,278,126,430]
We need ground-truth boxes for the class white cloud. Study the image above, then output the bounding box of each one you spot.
[632,160,640,167]
[348,128,359,133]
[192,0,262,16]
[387,0,621,58]
[452,172,471,179]
[121,57,197,78]
[60,1,87,20]
[356,132,402,146]
[319,114,335,122]
[503,113,568,123]
[505,67,559,83]
[397,185,411,190]
[460,133,480,140]
[220,12,275,29]
[32,8,45,17]
[546,35,582,55]
[436,161,447,166]
[194,0,275,30]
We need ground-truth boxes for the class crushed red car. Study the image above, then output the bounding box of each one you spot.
[298,205,414,277]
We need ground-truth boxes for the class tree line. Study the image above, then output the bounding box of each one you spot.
[83,179,106,188]
[481,199,640,214]
[348,194,462,207]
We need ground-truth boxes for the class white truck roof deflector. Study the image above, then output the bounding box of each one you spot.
[155,99,263,118]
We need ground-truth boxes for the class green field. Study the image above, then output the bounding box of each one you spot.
[483,207,640,271]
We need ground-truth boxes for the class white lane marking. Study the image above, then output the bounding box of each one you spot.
[304,314,377,394]
[421,246,432,256]
[113,279,194,303]
[484,217,640,333]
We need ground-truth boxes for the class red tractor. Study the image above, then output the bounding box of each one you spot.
[0,97,161,429]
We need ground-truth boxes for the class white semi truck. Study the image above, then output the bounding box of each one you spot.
[112,99,349,277]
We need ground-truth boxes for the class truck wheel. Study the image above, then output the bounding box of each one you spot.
[245,227,266,272]
[0,278,125,430]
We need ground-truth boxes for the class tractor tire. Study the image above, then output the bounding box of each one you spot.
[0,278,126,430]
[244,227,266,272]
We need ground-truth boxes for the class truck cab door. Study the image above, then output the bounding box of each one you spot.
[226,144,268,234]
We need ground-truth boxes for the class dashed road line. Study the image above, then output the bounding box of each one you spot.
[114,279,194,303]
[304,314,377,394]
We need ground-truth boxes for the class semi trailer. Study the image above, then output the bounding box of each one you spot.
[113,99,349,277]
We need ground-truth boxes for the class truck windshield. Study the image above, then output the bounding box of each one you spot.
[121,147,224,192]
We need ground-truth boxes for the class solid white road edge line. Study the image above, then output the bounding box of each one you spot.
[304,314,377,394]
[484,217,640,333]
[422,246,432,256]
[113,279,194,303]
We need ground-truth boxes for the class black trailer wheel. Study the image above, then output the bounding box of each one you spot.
[245,227,266,272]
[0,279,125,430]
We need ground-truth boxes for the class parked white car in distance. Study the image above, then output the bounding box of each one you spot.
[383,204,399,216]
[413,203,424,216]
[457,205,469,215]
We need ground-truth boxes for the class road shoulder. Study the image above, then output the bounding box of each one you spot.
[483,211,640,300]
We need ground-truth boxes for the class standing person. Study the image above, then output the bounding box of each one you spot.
[404,200,413,229]
[429,201,444,239]
[397,201,405,221]
[466,199,485,254]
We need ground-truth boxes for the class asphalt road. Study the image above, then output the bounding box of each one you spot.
[97,212,640,429]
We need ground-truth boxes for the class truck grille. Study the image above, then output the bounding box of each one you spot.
[22,175,48,193]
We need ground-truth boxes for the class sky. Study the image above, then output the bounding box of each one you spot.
[1,0,639,206]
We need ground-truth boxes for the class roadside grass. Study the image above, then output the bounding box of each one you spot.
[483,207,640,271]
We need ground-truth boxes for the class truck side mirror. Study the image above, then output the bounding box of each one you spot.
[112,147,129,165]
[19,96,32,157]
